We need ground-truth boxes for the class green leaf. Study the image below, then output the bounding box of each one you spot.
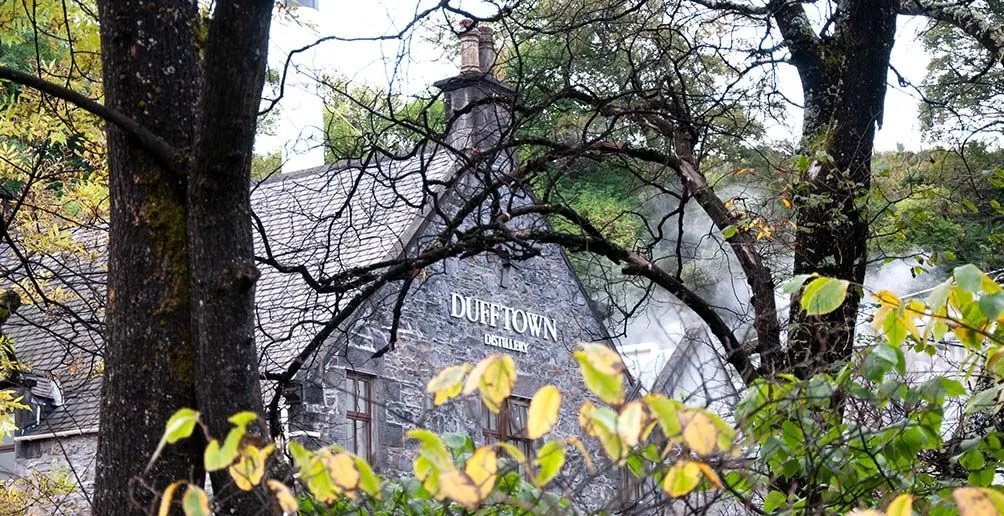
[782,274,813,295]
[965,385,1004,415]
[722,225,738,239]
[165,409,200,444]
[926,279,952,312]
[955,264,984,293]
[960,449,986,471]
[181,485,211,516]
[146,408,200,474]
[645,394,682,437]
[355,456,382,498]
[204,438,239,472]
[533,440,566,487]
[979,293,1004,321]
[228,411,257,428]
[800,277,849,315]
[967,468,995,487]
[764,490,787,512]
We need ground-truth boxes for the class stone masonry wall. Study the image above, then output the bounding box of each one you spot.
[15,433,97,514]
[294,175,619,502]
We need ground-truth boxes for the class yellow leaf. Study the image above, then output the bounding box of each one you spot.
[439,469,482,509]
[181,485,211,516]
[577,343,625,376]
[494,441,527,467]
[463,356,494,395]
[228,443,275,491]
[465,446,497,499]
[267,479,299,512]
[681,410,718,456]
[579,400,598,436]
[617,401,647,447]
[427,364,470,406]
[566,436,595,473]
[158,481,185,516]
[694,461,722,488]
[874,290,901,308]
[886,494,913,516]
[574,349,624,405]
[527,385,561,439]
[480,355,517,413]
[326,452,361,495]
[662,460,701,498]
[954,487,1004,515]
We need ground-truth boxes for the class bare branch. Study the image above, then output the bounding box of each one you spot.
[0,66,183,171]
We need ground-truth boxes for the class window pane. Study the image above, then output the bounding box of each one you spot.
[508,399,528,437]
[355,379,365,413]
[346,376,357,411]
[355,419,369,458]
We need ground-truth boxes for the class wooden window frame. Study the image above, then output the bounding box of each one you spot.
[345,371,373,462]
[482,397,533,476]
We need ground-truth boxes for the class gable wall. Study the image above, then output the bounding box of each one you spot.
[292,177,617,499]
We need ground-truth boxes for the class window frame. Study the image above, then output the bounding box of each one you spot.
[481,396,534,475]
[345,371,374,462]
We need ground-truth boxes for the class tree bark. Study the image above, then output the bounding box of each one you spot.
[93,1,202,514]
[188,1,275,512]
[781,0,899,377]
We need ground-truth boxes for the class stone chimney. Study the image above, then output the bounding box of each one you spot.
[434,20,514,153]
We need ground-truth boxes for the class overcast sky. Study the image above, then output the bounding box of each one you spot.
[257,1,938,165]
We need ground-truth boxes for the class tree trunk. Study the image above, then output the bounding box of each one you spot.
[93,1,202,514]
[188,1,275,512]
[785,0,899,378]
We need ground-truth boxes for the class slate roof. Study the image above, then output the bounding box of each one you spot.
[253,149,457,372]
[2,148,459,438]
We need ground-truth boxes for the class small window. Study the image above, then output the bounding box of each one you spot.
[482,397,533,475]
[0,433,14,480]
[345,372,373,462]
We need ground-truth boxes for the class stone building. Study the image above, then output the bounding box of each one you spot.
[0,23,620,507]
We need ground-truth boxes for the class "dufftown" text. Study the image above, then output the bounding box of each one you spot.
[449,292,559,341]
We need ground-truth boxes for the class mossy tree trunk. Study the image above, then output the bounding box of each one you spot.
[93,1,203,514]
[93,0,276,513]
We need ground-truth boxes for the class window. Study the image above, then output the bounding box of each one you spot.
[0,433,14,480]
[345,372,373,462]
[482,397,533,474]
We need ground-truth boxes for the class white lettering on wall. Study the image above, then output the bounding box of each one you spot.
[448,292,560,353]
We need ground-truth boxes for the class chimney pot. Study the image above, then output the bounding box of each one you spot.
[459,20,480,73]
[477,26,496,74]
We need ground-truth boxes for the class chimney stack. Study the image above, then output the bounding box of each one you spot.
[459,20,481,73]
[435,20,514,153]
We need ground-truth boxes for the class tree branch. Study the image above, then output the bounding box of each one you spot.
[899,0,1004,64]
[768,0,826,85]
[0,66,182,171]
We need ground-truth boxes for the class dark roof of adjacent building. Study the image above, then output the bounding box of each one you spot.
[3,148,459,438]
